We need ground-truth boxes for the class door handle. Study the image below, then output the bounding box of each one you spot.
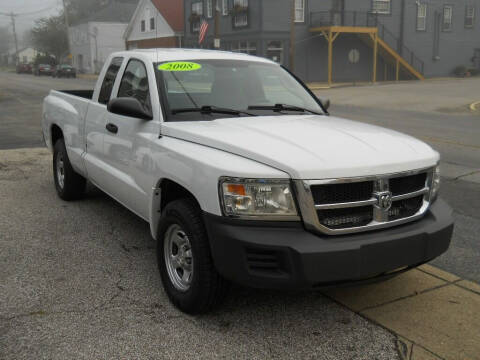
[106,123,118,134]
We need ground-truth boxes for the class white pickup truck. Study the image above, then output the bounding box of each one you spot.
[42,49,453,314]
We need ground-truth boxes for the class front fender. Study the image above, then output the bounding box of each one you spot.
[148,136,289,239]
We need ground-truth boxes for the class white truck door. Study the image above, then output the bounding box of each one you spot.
[84,57,124,186]
[101,58,156,219]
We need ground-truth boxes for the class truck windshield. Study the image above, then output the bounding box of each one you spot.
[155,59,324,121]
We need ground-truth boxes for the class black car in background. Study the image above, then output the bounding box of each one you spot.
[34,64,53,76]
[52,64,76,78]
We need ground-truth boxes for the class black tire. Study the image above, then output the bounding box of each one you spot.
[53,139,86,200]
[157,199,229,314]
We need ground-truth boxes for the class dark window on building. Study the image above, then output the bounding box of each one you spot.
[233,0,249,27]
[207,0,213,18]
[150,17,155,30]
[266,41,284,64]
[98,57,123,104]
[117,59,151,113]
[191,1,203,32]
[372,0,391,14]
[295,0,305,22]
[442,5,453,31]
[222,0,228,15]
[141,20,146,32]
[416,3,427,31]
[465,5,475,28]
[231,41,257,55]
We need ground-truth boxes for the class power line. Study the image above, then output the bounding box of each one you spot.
[0,2,59,64]
[0,2,58,17]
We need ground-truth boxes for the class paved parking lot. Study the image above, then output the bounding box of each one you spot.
[0,72,93,149]
[315,78,480,284]
[1,71,480,359]
[0,148,398,360]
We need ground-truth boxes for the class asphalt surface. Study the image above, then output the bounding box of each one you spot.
[1,71,479,359]
[0,148,398,360]
[0,72,94,150]
[327,103,480,283]
[1,71,478,282]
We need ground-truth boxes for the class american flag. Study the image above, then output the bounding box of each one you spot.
[198,19,209,45]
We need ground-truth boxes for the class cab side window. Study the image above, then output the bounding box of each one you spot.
[98,57,123,104]
[117,59,151,112]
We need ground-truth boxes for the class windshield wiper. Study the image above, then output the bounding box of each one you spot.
[248,103,322,115]
[172,105,257,117]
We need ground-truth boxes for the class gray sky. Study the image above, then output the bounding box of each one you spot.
[0,0,63,38]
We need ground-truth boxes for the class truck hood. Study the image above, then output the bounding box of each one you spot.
[161,115,439,179]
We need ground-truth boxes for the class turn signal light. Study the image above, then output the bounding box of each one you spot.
[227,184,246,196]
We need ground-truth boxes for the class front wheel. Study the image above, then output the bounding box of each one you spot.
[157,199,229,314]
[53,139,86,200]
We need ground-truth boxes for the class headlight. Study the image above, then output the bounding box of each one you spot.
[430,165,440,202]
[219,178,298,219]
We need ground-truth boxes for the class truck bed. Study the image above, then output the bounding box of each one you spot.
[58,89,94,99]
[43,89,95,176]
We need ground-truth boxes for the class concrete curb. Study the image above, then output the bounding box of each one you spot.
[323,265,480,360]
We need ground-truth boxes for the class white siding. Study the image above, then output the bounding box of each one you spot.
[70,22,127,74]
[17,48,39,63]
[126,0,175,42]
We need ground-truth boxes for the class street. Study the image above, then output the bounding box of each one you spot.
[0,72,93,149]
[1,71,480,359]
[315,79,480,283]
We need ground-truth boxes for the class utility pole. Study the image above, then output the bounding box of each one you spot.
[62,0,72,64]
[289,0,295,71]
[399,0,405,55]
[10,12,19,65]
[214,0,220,49]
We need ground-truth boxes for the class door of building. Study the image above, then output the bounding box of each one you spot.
[78,54,84,72]
[474,49,480,70]
[331,0,345,25]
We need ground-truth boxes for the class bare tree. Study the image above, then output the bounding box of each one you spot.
[31,14,68,62]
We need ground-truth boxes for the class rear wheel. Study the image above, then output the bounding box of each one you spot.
[157,199,229,314]
[53,139,86,200]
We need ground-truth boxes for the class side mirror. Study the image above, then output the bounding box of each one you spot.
[107,97,153,120]
[318,97,330,111]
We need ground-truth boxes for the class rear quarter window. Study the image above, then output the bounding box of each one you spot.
[98,57,124,105]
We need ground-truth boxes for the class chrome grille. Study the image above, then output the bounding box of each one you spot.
[294,167,435,235]
[311,181,373,204]
[390,173,427,195]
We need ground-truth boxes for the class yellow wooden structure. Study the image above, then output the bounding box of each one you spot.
[310,26,425,85]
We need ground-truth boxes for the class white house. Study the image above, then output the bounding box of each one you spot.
[69,0,138,73]
[16,47,40,64]
[70,22,130,73]
[124,0,184,50]
[4,47,41,65]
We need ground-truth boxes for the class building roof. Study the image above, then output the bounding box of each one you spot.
[123,0,184,41]
[7,47,34,55]
[75,0,139,24]
[150,0,184,33]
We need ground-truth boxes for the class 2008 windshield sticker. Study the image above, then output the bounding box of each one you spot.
[158,62,202,72]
